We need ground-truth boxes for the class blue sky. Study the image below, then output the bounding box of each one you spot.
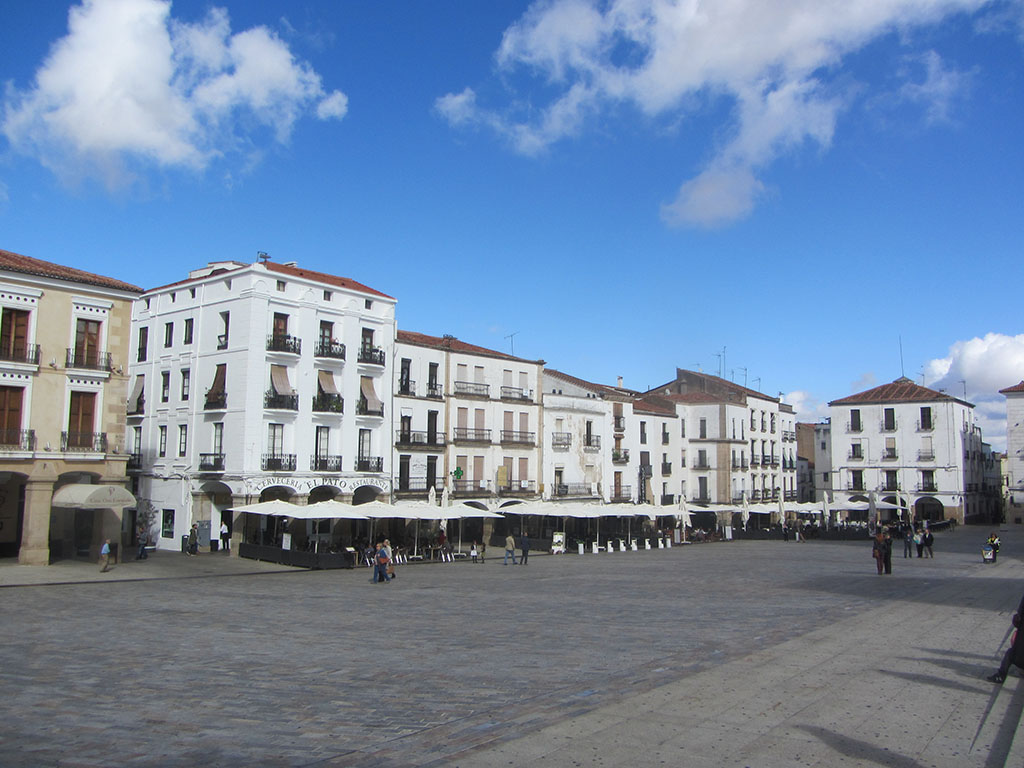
[1,0,1023,446]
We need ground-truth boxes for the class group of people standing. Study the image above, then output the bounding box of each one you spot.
[873,524,935,574]
[503,533,530,565]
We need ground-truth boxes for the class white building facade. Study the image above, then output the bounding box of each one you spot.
[127,259,396,551]
[1000,381,1024,524]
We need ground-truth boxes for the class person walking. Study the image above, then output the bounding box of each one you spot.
[520,533,530,565]
[99,538,111,572]
[903,527,914,558]
[374,541,391,584]
[923,529,934,558]
[220,520,230,553]
[383,539,395,580]
[872,531,886,575]
[882,528,893,575]
[914,528,924,558]
[987,591,1024,684]
[503,533,517,565]
[471,541,480,563]
[187,524,198,556]
[135,526,148,560]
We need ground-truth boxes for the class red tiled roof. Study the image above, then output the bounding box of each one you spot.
[648,368,778,403]
[397,330,544,365]
[0,248,143,293]
[263,260,392,299]
[999,381,1024,395]
[633,396,678,417]
[829,377,969,406]
[545,368,637,398]
[660,392,722,405]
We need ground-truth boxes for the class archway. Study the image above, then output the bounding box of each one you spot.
[198,481,233,553]
[0,471,29,559]
[882,495,909,524]
[914,497,945,523]
[351,485,383,505]
[49,472,114,562]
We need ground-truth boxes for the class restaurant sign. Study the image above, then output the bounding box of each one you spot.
[244,475,390,495]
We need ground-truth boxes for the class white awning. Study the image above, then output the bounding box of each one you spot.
[271,365,293,394]
[51,484,136,510]
[127,375,144,407]
[317,370,339,395]
[360,376,383,412]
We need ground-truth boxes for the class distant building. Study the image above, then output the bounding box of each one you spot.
[0,249,142,565]
[999,380,1024,524]
[812,421,833,502]
[795,422,817,502]
[827,377,984,524]
[127,258,395,551]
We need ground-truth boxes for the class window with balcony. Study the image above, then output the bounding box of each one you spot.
[0,386,28,449]
[849,469,863,491]
[920,469,936,492]
[217,311,229,350]
[66,391,99,450]
[427,362,441,397]
[919,406,933,431]
[882,408,896,431]
[399,358,414,395]
[205,364,227,409]
[849,409,862,432]
[849,441,863,460]
[71,318,105,370]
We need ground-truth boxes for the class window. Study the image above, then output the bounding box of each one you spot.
[680,419,686,438]
[319,321,333,346]
[850,469,863,490]
[180,369,190,400]
[920,406,932,430]
[212,423,223,455]
[170,292,176,303]
[883,408,896,431]
[365,299,372,309]
[189,287,196,298]
[161,509,174,538]
[67,391,96,447]
[74,318,101,367]
[268,423,284,455]
[276,280,286,292]
[324,290,332,302]
[699,418,707,439]
[273,313,288,339]
[0,386,24,437]
[850,441,862,459]
[183,318,194,345]
[136,326,148,362]
[820,441,826,450]
[178,425,188,457]
[640,421,647,444]
[164,322,173,347]
[218,311,230,349]
[161,371,170,402]
[850,409,861,432]
[158,425,167,457]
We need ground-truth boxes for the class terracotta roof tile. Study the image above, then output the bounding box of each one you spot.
[0,248,143,293]
[263,260,392,299]
[999,381,1024,395]
[397,330,544,365]
[545,368,638,398]
[829,376,969,407]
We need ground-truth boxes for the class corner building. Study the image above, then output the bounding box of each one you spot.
[127,259,395,551]
[0,249,141,565]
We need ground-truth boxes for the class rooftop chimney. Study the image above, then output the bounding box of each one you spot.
[617,376,623,388]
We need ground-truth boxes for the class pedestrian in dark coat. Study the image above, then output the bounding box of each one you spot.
[520,533,530,565]
[988,591,1024,684]
[872,531,886,575]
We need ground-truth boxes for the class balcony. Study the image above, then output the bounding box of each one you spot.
[356,456,384,472]
[62,431,107,452]
[880,420,898,433]
[454,381,489,398]
[916,420,934,432]
[199,453,225,471]
[426,382,443,398]
[312,394,344,413]
[394,430,445,449]
[453,427,491,444]
[733,493,745,502]
[397,379,416,396]
[356,398,384,417]
[262,454,296,471]
[498,480,536,496]
[847,482,865,491]
[552,432,572,449]
[785,490,797,501]
[917,449,935,461]
[613,416,625,432]
[661,494,675,506]
[358,345,385,366]
[881,450,898,461]
[311,454,343,472]
[750,456,761,467]
[267,334,301,354]
[693,458,711,470]
[65,349,112,372]
[500,430,535,446]
[0,428,35,451]
[662,434,671,445]
[204,390,227,410]
[770,489,780,501]
[848,450,864,460]
[0,344,40,366]
[881,482,900,492]
[126,452,142,470]
[453,479,490,495]
[554,483,595,497]
[395,476,431,495]
[846,421,863,433]
[265,390,299,410]
[128,395,145,416]
[693,495,711,505]
[611,485,632,502]
[500,386,533,402]
[314,340,346,360]
[751,490,761,500]
[917,482,938,493]
[782,430,796,442]
[661,462,672,475]
[612,449,630,464]
[583,435,601,452]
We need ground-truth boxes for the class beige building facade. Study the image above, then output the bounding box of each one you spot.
[0,249,141,565]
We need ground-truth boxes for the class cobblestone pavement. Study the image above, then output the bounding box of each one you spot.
[1,526,1021,767]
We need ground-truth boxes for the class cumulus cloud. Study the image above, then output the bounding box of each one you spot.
[437,0,992,227]
[923,333,1024,451]
[785,390,830,424]
[1,0,346,188]
[899,50,975,124]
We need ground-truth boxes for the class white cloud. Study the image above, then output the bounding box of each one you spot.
[785,389,830,423]
[923,333,1024,451]
[850,372,878,393]
[1,0,346,188]
[437,0,993,226]
[899,50,974,124]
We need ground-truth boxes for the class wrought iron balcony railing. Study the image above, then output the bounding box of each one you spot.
[356,398,384,417]
[454,381,489,398]
[426,382,444,398]
[0,344,40,365]
[267,334,301,354]
[453,427,491,443]
[312,394,344,413]
[314,340,346,360]
[66,349,112,372]
[552,432,572,448]
[358,345,385,365]
[311,454,343,472]
[356,456,384,472]
[498,480,536,495]
[397,379,416,396]
[611,485,632,502]
[0,429,35,450]
[199,453,225,471]
[554,483,595,497]
[583,435,601,451]
[262,453,296,471]
[612,449,630,464]
[265,391,299,410]
[394,430,445,448]
[500,386,532,402]
[62,431,107,452]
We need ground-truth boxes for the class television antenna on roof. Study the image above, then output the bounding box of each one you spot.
[505,331,518,356]
[257,251,270,263]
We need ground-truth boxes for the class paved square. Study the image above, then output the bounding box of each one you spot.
[1,527,1022,767]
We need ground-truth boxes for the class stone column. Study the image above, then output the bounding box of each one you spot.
[18,480,54,566]
[229,494,249,556]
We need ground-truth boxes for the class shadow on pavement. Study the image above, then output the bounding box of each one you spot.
[795,724,928,768]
